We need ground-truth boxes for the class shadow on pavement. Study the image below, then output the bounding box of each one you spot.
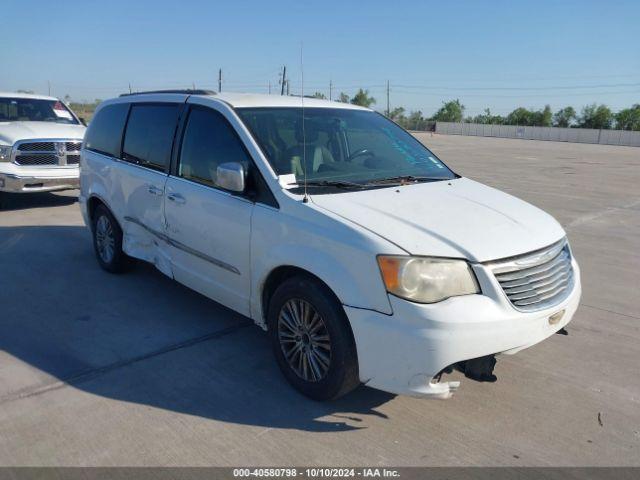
[0,224,394,432]
[0,191,78,211]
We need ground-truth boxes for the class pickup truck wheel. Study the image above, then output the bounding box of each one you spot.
[92,204,132,273]
[268,275,359,401]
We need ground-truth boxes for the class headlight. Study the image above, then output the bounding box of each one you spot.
[0,145,11,162]
[377,255,480,303]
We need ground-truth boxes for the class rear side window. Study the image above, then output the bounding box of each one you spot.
[84,103,129,157]
[122,104,180,172]
[178,107,251,187]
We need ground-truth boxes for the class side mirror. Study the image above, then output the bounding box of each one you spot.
[216,162,246,192]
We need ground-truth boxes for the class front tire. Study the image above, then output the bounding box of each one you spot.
[91,204,133,273]
[268,275,360,400]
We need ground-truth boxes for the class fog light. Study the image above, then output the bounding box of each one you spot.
[549,309,565,325]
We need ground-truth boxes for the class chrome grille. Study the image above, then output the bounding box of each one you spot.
[488,240,574,312]
[12,139,82,167]
[66,141,82,152]
[18,142,55,152]
[14,154,59,166]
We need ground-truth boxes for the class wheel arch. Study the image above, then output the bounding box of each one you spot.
[87,195,106,223]
[86,195,120,230]
[261,265,348,332]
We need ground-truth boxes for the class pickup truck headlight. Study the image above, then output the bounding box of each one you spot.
[377,255,480,303]
[0,145,11,162]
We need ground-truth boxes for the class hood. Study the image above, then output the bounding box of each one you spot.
[0,122,85,145]
[311,177,565,262]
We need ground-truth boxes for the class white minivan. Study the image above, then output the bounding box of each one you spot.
[80,90,581,400]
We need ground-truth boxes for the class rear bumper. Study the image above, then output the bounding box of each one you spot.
[345,260,581,399]
[0,172,79,193]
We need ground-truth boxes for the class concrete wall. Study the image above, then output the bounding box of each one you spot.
[435,122,640,147]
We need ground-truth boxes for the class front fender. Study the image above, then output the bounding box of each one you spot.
[250,204,399,327]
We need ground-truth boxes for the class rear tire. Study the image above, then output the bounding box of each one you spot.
[268,275,360,401]
[91,204,133,273]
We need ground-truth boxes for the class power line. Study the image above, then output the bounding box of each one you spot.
[391,88,640,98]
[392,82,640,91]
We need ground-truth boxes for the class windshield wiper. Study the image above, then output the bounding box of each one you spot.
[288,180,368,190]
[368,175,447,184]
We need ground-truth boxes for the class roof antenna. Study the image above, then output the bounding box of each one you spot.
[300,42,309,204]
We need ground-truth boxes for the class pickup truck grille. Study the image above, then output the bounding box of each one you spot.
[18,142,55,152]
[488,240,574,312]
[13,139,82,167]
[14,154,59,166]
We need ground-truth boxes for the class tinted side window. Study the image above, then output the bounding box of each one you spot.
[122,104,180,171]
[179,108,251,187]
[84,103,129,157]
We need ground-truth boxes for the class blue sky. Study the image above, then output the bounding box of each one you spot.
[2,0,638,116]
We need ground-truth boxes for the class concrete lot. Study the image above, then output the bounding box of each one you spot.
[0,135,638,466]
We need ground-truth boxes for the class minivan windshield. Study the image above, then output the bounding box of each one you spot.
[0,97,79,124]
[236,107,456,191]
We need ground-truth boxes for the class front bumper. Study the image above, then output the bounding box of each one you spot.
[345,259,581,399]
[0,172,79,193]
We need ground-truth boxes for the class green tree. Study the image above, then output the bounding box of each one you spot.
[405,110,426,130]
[553,106,577,127]
[311,92,326,99]
[350,89,376,108]
[579,104,613,129]
[539,105,553,127]
[472,108,492,124]
[388,107,405,121]
[337,92,350,103]
[506,107,533,125]
[615,104,640,131]
[431,99,465,122]
[506,106,552,126]
[472,108,505,124]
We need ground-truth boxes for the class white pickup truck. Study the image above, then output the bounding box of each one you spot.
[0,92,86,200]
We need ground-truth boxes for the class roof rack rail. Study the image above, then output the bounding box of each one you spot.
[119,89,216,97]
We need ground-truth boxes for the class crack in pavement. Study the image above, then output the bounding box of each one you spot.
[565,198,640,230]
[581,303,640,320]
[0,322,252,405]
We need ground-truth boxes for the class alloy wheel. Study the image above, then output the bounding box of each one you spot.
[95,214,115,264]
[277,298,332,382]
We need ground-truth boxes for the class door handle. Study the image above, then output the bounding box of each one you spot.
[167,192,186,204]
[147,185,163,196]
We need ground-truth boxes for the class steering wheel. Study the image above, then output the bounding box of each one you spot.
[348,148,375,162]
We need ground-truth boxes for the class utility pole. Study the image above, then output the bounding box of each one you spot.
[280,66,287,96]
[386,80,390,117]
[218,68,222,92]
[47,81,51,96]
[268,81,271,94]
[192,81,196,90]
[329,79,332,101]
[128,83,132,94]
[286,79,290,96]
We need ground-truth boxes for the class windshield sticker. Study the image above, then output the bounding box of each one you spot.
[380,126,430,165]
[428,156,445,169]
[53,101,73,119]
[278,173,297,189]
